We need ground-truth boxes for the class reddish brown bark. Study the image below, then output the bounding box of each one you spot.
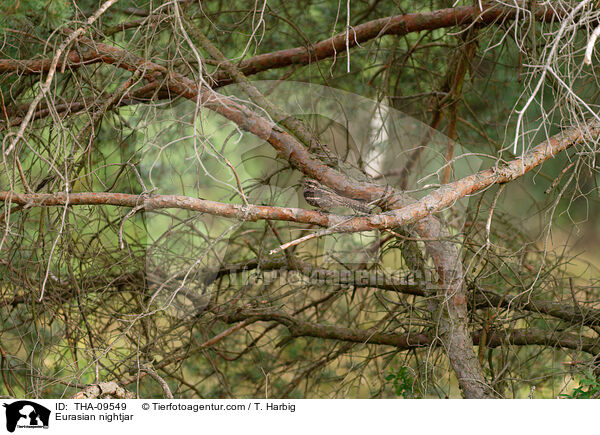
[1,122,589,232]
[210,3,560,86]
[0,4,561,87]
[0,4,579,397]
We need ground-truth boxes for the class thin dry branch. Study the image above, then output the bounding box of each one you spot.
[0,121,592,232]
[0,3,562,87]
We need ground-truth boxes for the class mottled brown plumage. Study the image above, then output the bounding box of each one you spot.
[302,179,371,214]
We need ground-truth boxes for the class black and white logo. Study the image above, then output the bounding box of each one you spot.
[3,401,50,433]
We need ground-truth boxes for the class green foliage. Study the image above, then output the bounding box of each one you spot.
[0,0,73,64]
[559,371,600,399]
[385,367,420,399]
[0,0,72,32]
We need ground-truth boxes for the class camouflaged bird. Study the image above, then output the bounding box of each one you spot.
[302,179,371,214]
